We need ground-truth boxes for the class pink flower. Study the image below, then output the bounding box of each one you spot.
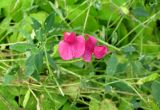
[83,36,108,62]
[94,46,108,59]
[58,32,85,60]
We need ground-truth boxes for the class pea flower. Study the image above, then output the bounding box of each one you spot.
[58,32,85,60]
[83,36,108,62]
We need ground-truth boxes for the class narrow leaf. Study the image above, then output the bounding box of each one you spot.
[34,51,44,73]
[151,79,160,105]
[44,12,55,32]
[10,43,33,52]
[23,90,30,108]
[25,55,35,76]
[137,73,159,85]
[31,17,41,30]
[106,54,118,76]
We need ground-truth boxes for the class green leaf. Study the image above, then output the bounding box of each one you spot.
[3,74,15,84]
[121,45,136,54]
[19,30,33,43]
[9,0,23,22]
[0,100,8,110]
[151,79,160,105]
[0,87,19,109]
[39,1,53,13]
[149,100,159,110]
[54,95,67,110]
[5,64,19,75]
[0,0,12,8]
[41,94,67,110]
[97,4,119,21]
[31,17,44,41]
[68,5,99,32]
[143,41,160,54]
[100,99,118,110]
[12,10,23,22]
[137,73,159,85]
[47,53,57,69]
[24,93,36,110]
[111,32,118,44]
[36,28,44,41]
[112,0,127,6]
[116,63,127,73]
[118,100,133,110]
[10,43,33,52]
[34,51,44,73]
[21,0,33,10]
[132,7,149,17]
[89,99,99,110]
[117,23,128,42]
[25,51,44,79]
[106,54,118,76]
[31,17,41,30]
[10,0,22,13]
[25,55,35,76]
[131,61,146,75]
[23,90,30,108]
[3,64,19,84]
[44,12,55,32]
[62,102,78,110]
[31,71,40,81]
[110,81,135,93]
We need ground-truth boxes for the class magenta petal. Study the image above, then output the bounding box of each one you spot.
[82,36,97,62]
[64,32,76,43]
[58,41,73,60]
[94,46,108,59]
[85,36,97,51]
[83,50,92,62]
[72,35,85,58]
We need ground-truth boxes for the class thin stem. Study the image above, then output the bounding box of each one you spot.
[59,66,81,79]
[117,10,160,45]
[82,1,92,33]
[43,41,64,96]
[96,37,120,51]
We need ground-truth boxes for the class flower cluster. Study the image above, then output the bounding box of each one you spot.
[58,32,108,62]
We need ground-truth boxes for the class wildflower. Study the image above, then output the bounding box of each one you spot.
[94,46,108,59]
[58,32,85,60]
[83,36,108,62]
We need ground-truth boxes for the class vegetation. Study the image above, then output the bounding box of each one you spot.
[0,0,160,109]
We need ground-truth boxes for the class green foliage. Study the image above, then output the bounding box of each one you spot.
[106,53,118,76]
[151,79,160,106]
[0,0,160,109]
